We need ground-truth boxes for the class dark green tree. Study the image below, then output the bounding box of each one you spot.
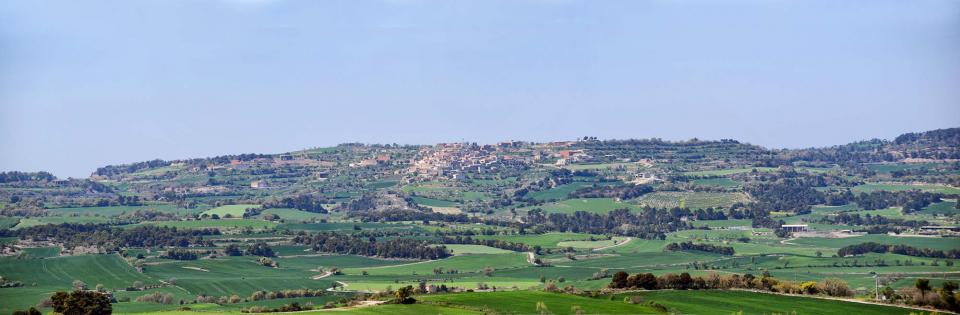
[51,290,112,315]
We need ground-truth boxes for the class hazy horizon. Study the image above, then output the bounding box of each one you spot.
[2,0,959,178]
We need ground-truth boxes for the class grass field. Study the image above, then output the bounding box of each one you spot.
[557,237,629,249]
[342,252,529,276]
[691,177,741,188]
[139,219,278,229]
[0,254,157,313]
[637,191,749,209]
[476,232,598,248]
[630,290,914,315]
[255,208,325,222]
[13,216,116,229]
[419,290,662,314]
[522,198,641,214]
[918,200,958,215]
[683,167,778,177]
[0,216,20,229]
[866,162,960,174]
[280,222,421,232]
[202,204,259,217]
[142,256,336,297]
[561,162,643,171]
[47,204,199,216]
[410,196,459,207]
[527,182,596,201]
[851,183,960,194]
[133,290,917,315]
[789,234,960,251]
[443,244,514,255]
[135,303,483,315]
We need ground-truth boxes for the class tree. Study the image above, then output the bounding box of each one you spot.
[940,281,959,311]
[246,242,275,257]
[916,278,931,298]
[609,271,629,289]
[51,290,112,315]
[394,285,415,304]
[72,280,87,291]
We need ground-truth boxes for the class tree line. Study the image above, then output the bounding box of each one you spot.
[525,208,688,239]
[608,271,853,297]
[664,241,734,255]
[6,223,219,249]
[292,232,450,259]
[837,242,960,259]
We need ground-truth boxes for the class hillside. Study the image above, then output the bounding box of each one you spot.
[0,128,957,314]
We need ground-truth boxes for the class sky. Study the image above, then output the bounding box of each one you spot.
[1,0,958,178]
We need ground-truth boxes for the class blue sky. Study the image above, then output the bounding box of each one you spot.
[1,0,958,178]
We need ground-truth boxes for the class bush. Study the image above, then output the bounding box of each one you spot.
[817,278,852,297]
[51,291,112,315]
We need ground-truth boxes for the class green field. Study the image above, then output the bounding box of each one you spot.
[523,198,641,214]
[918,200,958,215]
[139,219,278,229]
[683,167,778,177]
[419,290,662,314]
[47,204,199,216]
[630,290,915,315]
[637,191,750,209]
[0,254,157,314]
[866,162,960,174]
[443,244,514,255]
[691,177,741,188]
[280,222,421,232]
[0,216,20,229]
[342,252,529,276]
[202,204,259,217]
[561,162,642,171]
[13,216,117,229]
[789,234,960,251]
[255,208,325,222]
[476,232,599,248]
[851,183,960,194]
[410,196,459,207]
[527,182,595,201]
[557,237,630,249]
[136,303,483,315]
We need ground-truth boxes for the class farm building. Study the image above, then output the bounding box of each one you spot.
[781,224,808,232]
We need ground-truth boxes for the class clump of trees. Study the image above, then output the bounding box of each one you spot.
[244,302,313,313]
[293,232,450,259]
[567,184,653,200]
[161,249,199,260]
[8,223,219,249]
[745,178,824,214]
[245,242,276,257]
[837,242,960,259]
[664,242,734,255]
[260,194,328,213]
[853,191,942,213]
[607,271,853,297]
[524,208,688,239]
[50,290,112,315]
[136,292,175,304]
[880,279,960,312]
[0,171,56,183]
